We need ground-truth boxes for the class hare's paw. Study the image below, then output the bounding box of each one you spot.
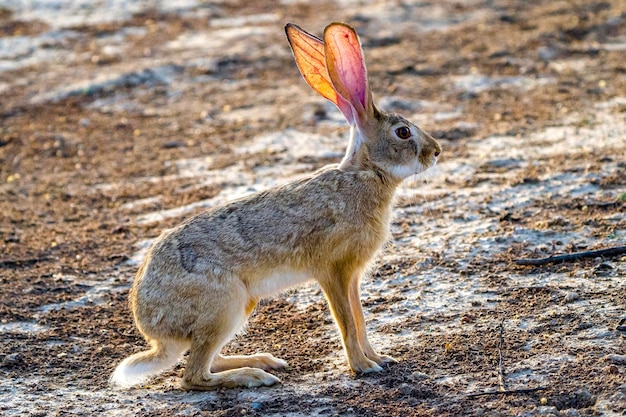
[256,353,288,370]
[350,357,384,374]
[212,353,288,372]
[181,368,280,391]
[241,368,281,388]
[369,353,397,366]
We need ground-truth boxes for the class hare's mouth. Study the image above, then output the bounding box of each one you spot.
[427,155,439,169]
[414,155,439,179]
[418,153,439,170]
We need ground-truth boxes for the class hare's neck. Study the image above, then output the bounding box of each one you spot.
[339,125,401,200]
[339,125,362,169]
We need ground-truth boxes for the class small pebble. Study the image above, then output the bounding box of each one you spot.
[537,405,559,415]
[162,140,186,149]
[4,352,23,365]
[606,354,626,365]
[411,371,430,380]
[607,365,619,374]
[563,291,580,303]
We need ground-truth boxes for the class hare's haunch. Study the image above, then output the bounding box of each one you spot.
[111,22,441,391]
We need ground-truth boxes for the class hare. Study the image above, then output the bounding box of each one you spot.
[110,22,441,391]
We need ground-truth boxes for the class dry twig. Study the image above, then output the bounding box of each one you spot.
[467,314,546,399]
[514,245,626,266]
[497,316,507,392]
[466,387,546,398]
[0,257,53,268]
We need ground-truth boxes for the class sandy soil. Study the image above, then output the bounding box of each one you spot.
[1,0,625,416]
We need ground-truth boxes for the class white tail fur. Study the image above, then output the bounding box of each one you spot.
[110,340,188,388]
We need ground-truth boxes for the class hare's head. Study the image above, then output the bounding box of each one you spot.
[286,22,441,182]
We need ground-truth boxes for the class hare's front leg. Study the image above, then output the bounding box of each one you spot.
[349,278,397,366]
[319,270,383,374]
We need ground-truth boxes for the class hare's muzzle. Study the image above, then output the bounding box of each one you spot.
[419,132,442,166]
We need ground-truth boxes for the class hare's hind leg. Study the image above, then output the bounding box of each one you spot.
[209,298,287,373]
[180,295,280,391]
[182,342,280,390]
[349,278,396,366]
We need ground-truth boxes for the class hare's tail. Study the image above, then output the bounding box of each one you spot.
[110,339,188,388]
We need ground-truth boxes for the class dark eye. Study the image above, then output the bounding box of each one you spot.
[395,126,411,139]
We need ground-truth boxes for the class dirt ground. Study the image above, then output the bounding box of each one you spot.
[1,0,625,416]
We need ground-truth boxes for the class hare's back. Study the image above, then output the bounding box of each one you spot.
[143,168,389,281]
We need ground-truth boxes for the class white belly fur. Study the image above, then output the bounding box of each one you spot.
[248,268,313,299]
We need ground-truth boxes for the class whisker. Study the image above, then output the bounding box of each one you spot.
[407,165,443,217]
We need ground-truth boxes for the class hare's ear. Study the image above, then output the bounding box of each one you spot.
[285,23,355,125]
[323,23,374,125]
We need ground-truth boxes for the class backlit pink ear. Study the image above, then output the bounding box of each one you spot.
[323,23,373,122]
[285,23,355,124]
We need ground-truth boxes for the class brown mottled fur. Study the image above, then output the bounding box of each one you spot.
[111,23,441,391]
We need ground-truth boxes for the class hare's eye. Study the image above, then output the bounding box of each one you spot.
[395,126,411,139]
